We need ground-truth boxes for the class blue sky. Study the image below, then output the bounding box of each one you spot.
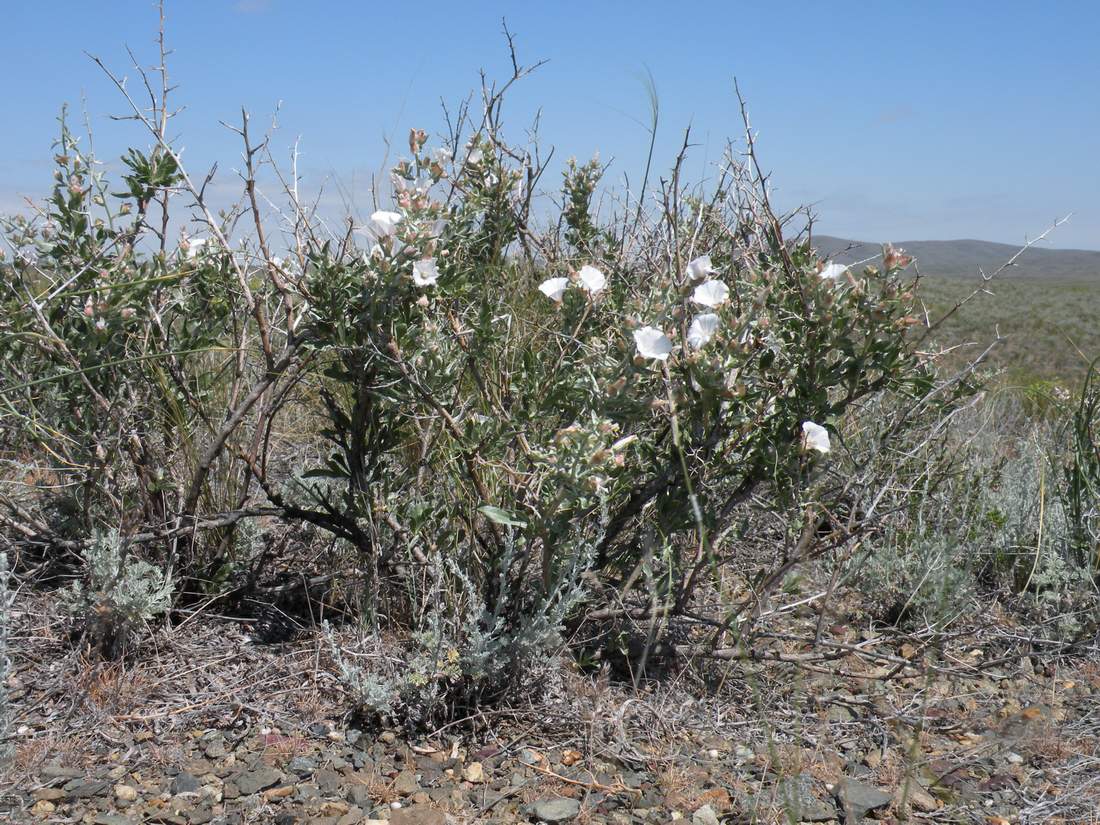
[4,1,1099,249]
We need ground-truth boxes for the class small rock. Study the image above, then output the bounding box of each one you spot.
[235,766,283,795]
[380,731,397,744]
[114,783,139,802]
[692,804,720,825]
[171,773,201,795]
[518,748,540,765]
[1006,751,1024,765]
[337,808,364,825]
[42,765,83,779]
[528,797,582,823]
[393,770,420,795]
[33,788,67,801]
[187,804,215,824]
[463,761,485,783]
[31,800,56,816]
[346,729,363,747]
[347,784,373,807]
[65,778,109,799]
[288,756,317,777]
[389,805,448,825]
[93,815,137,825]
[315,767,343,794]
[321,800,350,816]
[264,785,296,801]
[899,783,940,813]
[274,813,297,825]
[835,778,893,822]
[297,783,321,802]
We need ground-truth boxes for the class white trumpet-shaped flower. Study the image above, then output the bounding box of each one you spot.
[538,277,569,302]
[578,265,607,296]
[818,262,848,282]
[634,326,674,361]
[685,255,717,281]
[691,279,729,308]
[366,210,402,240]
[801,421,831,454]
[412,258,440,287]
[687,313,720,349]
[184,237,207,259]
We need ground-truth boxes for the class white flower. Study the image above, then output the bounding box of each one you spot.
[691,279,729,308]
[412,258,440,287]
[538,277,569,302]
[184,237,207,259]
[467,148,484,165]
[687,313,720,348]
[818,262,848,282]
[685,255,717,281]
[578,265,607,296]
[366,210,402,240]
[634,326,673,361]
[801,421,831,454]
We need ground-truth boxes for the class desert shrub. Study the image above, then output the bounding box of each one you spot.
[848,388,1100,641]
[60,530,173,657]
[0,33,970,713]
[1065,360,1100,570]
[0,552,13,769]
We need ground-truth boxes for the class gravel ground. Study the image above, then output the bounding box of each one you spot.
[5,592,1100,824]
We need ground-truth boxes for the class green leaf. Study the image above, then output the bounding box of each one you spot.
[478,505,526,528]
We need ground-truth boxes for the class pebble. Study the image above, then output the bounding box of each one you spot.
[31,800,56,816]
[170,773,201,795]
[462,761,485,783]
[114,784,139,802]
[528,797,582,823]
[235,766,283,795]
[393,770,420,795]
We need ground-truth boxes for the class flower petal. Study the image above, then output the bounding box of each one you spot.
[578,265,607,296]
[184,237,207,259]
[366,210,402,240]
[634,326,674,361]
[412,258,440,287]
[691,279,729,308]
[538,277,569,302]
[687,313,720,348]
[818,262,848,281]
[801,421,831,454]
[685,255,717,281]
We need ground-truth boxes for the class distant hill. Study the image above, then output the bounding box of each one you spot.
[811,235,1100,281]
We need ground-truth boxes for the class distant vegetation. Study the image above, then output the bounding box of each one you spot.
[815,234,1100,281]
[918,277,1100,389]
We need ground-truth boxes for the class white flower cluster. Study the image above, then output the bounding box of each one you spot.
[633,256,730,361]
[359,209,445,289]
[537,264,607,303]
